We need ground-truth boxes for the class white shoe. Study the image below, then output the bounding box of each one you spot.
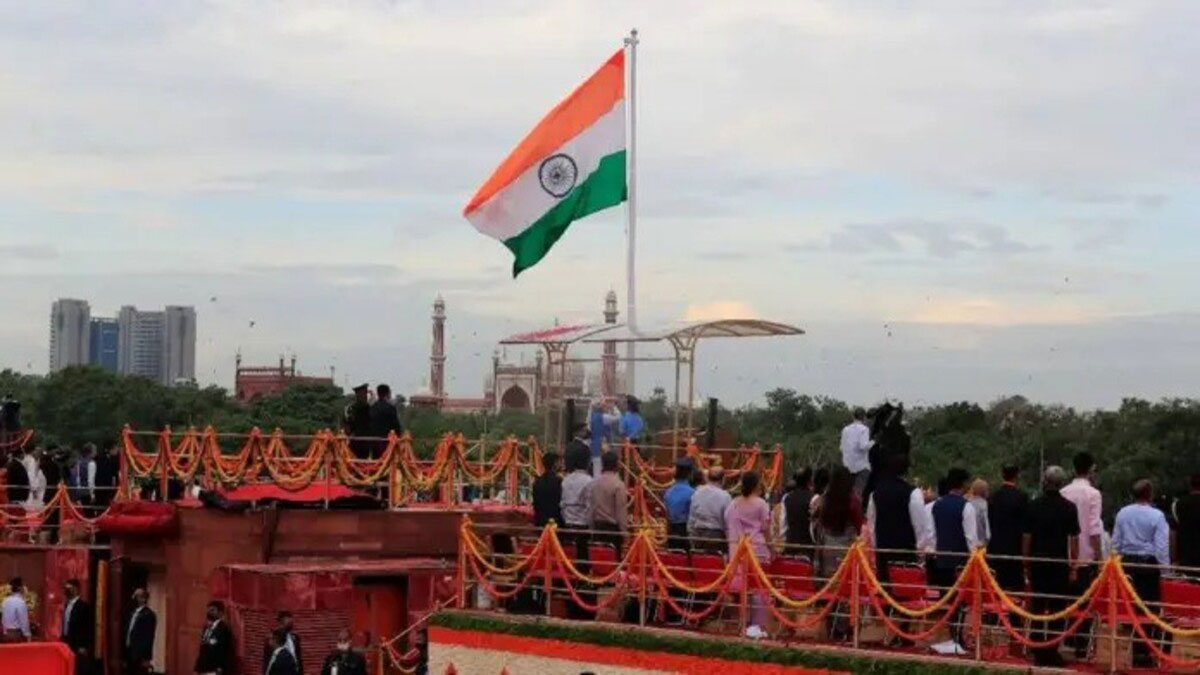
[744,625,768,640]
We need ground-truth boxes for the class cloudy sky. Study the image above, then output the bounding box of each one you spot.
[1,1,1197,408]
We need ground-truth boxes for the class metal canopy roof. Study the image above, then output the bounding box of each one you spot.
[498,322,624,345]
[580,318,804,344]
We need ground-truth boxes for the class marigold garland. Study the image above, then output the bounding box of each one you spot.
[455,518,1200,655]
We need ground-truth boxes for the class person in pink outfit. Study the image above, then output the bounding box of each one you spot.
[725,471,773,638]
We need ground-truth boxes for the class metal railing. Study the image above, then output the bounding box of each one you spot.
[458,520,1200,672]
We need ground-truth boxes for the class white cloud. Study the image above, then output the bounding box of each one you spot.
[907,298,1097,326]
[685,301,759,321]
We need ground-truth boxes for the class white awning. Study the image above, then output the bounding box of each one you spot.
[580,319,803,344]
[499,323,625,345]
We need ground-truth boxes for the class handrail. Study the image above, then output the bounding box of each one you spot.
[458,518,1200,669]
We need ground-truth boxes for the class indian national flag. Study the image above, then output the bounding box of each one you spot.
[464,49,627,277]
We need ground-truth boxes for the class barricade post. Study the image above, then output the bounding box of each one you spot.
[851,548,861,649]
[1108,561,1119,674]
[544,527,554,618]
[638,532,649,627]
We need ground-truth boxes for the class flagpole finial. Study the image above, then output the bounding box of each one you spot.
[625,28,639,46]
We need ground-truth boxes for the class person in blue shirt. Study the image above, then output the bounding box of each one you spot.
[588,400,618,477]
[1112,479,1170,668]
[619,396,645,442]
[664,458,696,551]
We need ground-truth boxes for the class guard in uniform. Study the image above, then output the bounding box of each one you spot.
[320,629,367,675]
[193,600,234,675]
[343,384,373,459]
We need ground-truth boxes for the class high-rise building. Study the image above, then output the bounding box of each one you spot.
[118,306,165,381]
[162,305,196,385]
[49,299,91,372]
[48,299,195,384]
[88,318,119,373]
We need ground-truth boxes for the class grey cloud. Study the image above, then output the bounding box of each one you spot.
[1135,194,1169,210]
[695,250,753,262]
[1068,218,1134,252]
[0,244,58,260]
[689,312,1200,409]
[3,2,1193,199]
[792,221,1040,259]
[1042,189,1171,210]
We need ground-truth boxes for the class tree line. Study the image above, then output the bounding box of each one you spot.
[4,366,1197,516]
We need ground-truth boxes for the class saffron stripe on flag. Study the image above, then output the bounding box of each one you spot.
[463,49,625,216]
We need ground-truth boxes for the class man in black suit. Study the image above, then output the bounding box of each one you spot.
[343,384,373,459]
[368,384,403,458]
[987,464,1029,593]
[320,629,367,675]
[265,629,299,675]
[4,447,29,505]
[263,611,302,674]
[193,600,235,675]
[93,444,121,509]
[61,579,94,675]
[123,588,157,675]
[0,394,21,435]
[531,451,563,527]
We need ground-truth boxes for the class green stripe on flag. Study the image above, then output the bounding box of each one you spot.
[503,150,627,277]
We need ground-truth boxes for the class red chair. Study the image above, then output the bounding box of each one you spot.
[683,552,728,622]
[517,540,565,582]
[1162,576,1200,627]
[691,552,727,588]
[887,563,934,608]
[770,556,816,601]
[655,550,693,622]
[658,551,693,586]
[590,544,620,579]
[517,540,539,564]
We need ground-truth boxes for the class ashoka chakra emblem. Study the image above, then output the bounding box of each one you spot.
[539,153,578,198]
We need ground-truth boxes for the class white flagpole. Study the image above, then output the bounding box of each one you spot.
[624,28,639,396]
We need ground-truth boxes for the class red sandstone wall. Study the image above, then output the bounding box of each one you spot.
[111,507,524,674]
[235,606,350,675]
[166,509,264,675]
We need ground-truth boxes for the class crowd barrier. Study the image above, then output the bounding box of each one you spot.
[4,429,741,542]
[121,427,541,508]
[457,519,1200,671]
[0,482,116,539]
[119,427,785,506]
[622,440,783,493]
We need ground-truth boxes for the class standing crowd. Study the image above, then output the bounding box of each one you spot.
[2,442,121,540]
[814,410,1176,666]
[527,404,1190,668]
